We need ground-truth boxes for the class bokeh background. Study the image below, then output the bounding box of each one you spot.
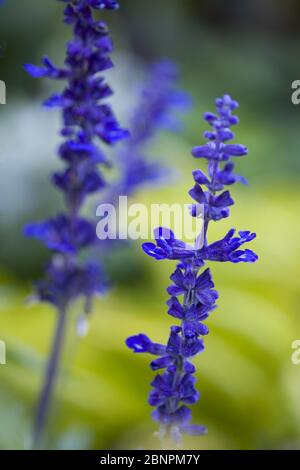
[1,0,300,450]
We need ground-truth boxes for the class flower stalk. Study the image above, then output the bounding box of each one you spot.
[126,94,258,443]
[33,308,67,449]
[24,0,127,447]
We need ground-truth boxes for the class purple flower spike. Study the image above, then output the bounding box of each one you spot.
[104,60,191,202]
[24,0,129,449]
[126,95,257,442]
[24,0,128,310]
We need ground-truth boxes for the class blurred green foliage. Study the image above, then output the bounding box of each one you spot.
[0,0,300,450]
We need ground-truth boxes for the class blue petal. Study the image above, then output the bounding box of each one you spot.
[142,242,166,260]
[150,356,173,371]
[24,63,47,78]
[126,334,152,353]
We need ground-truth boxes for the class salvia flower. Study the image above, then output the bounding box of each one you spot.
[106,59,191,202]
[24,0,128,312]
[24,0,127,448]
[127,94,258,442]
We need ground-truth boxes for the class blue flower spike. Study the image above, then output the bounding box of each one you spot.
[127,94,258,442]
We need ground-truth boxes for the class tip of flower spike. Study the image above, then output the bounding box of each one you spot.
[216,94,239,110]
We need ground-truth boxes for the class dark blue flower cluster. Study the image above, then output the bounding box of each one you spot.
[24,0,128,311]
[127,95,258,441]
